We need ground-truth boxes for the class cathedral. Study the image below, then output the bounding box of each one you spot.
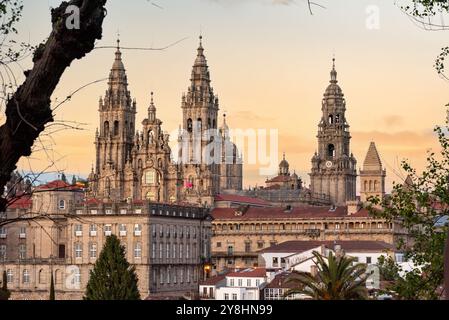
[309,59,358,206]
[88,37,243,206]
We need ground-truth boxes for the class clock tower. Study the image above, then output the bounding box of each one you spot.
[309,59,357,206]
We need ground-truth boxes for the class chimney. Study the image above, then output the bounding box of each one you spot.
[347,200,361,216]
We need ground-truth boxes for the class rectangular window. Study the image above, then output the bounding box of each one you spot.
[216,242,222,248]
[230,279,235,286]
[89,243,97,259]
[104,225,112,236]
[232,293,238,300]
[227,245,234,256]
[256,280,261,287]
[134,243,142,259]
[272,257,279,267]
[134,224,142,236]
[186,245,190,259]
[378,223,383,229]
[0,245,6,260]
[152,243,156,259]
[0,227,7,238]
[89,224,97,236]
[160,269,164,284]
[119,224,127,237]
[6,269,13,283]
[180,268,184,283]
[366,257,372,264]
[173,244,176,259]
[75,224,82,237]
[238,279,242,287]
[159,243,163,259]
[179,244,183,259]
[257,241,264,249]
[224,293,229,300]
[166,243,170,259]
[247,279,251,287]
[187,268,191,283]
[75,243,82,258]
[152,225,157,237]
[22,269,30,284]
[245,242,251,253]
[19,244,26,260]
[19,227,26,239]
[335,224,340,230]
[166,268,170,284]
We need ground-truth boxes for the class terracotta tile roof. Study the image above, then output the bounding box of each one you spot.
[215,194,270,206]
[200,273,228,286]
[227,268,267,278]
[7,196,32,209]
[266,175,292,183]
[36,180,83,191]
[258,240,395,254]
[211,206,373,220]
[265,272,297,289]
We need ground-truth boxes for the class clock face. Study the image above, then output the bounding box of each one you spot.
[325,161,333,168]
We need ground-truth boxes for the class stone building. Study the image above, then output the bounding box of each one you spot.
[360,142,386,204]
[0,181,212,300]
[264,154,302,191]
[210,205,406,272]
[310,59,357,206]
[88,36,242,206]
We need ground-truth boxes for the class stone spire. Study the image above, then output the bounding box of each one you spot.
[191,35,212,89]
[330,57,337,83]
[104,37,130,109]
[363,142,383,171]
[148,91,157,122]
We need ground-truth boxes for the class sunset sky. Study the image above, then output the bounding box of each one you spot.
[8,0,449,192]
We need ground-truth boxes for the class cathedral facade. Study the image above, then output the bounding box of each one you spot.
[310,59,357,206]
[88,37,242,205]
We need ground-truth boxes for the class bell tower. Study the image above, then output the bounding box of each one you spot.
[310,59,357,206]
[93,38,137,200]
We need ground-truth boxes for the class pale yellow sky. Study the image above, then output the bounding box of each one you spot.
[8,0,449,193]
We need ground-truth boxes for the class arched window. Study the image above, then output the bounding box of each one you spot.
[104,121,110,136]
[374,181,378,192]
[148,130,154,144]
[113,121,119,136]
[328,144,336,158]
[138,159,143,169]
[335,114,341,123]
[187,119,193,133]
[55,269,62,285]
[369,180,373,192]
[213,119,216,129]
[58,199,66,210]
[39,269,46,284]
[208,118,211,129]
[197,118,202,131]
[364,181,368,191]
[329,114,334,124]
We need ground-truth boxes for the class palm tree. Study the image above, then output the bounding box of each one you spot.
[285,251,368,300]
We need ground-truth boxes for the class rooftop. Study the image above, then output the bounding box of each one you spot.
[259,240,396,254]
[227,268,267,278]
[214,194,271,206]
[211,205,371,220]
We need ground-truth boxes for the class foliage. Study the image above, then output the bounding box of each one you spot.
[84,235,141,300]
[368,122,449,299]
[401,0,449,17]
[0,270,11,300]
[284,251,368,300]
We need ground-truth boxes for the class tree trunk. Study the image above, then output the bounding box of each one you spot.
[0,0,107,212]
